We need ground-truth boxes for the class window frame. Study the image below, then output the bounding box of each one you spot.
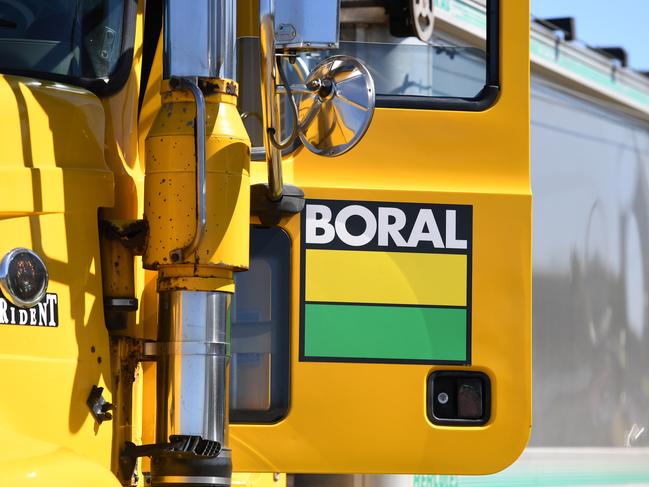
[230,225,292,424]
[376,0,500,111]
[0,0,137,96]
[248,0,500,159]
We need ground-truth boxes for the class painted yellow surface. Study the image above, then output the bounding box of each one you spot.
[0,0,530,483]
[231,0,532,475]
[0,77,112,215]
[232,472,286,487]
[100,5,153,481]
[143,82,251,274]
[0,3,146,484]
[306,249,467,306]
[0,75,116,479]
[0,417,121,487]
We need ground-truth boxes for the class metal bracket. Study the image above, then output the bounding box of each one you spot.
[260,0,285,202]
[120,441,174,483]
[111,337,156,368]
[251,183,305,226]
[120,436,221,483]
[99,219,148,256]
[104,297,139,312]
[87,385,114,424]
[142,341,158,360]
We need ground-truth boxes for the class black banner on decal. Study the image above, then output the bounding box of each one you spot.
[0,292,59,327]
[304,199,472,254]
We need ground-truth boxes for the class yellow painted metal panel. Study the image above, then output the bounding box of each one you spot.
[0,74,116,480]
[0,213,115,473]
[143,84,251,272]
[232,473,286,487]
[0,76,114,214]
[232,0,532,476]
[0,423,121,487]
[0,77,105,170]
[306,249,467,306]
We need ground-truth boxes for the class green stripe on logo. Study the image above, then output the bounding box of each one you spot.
[304,303,467,361]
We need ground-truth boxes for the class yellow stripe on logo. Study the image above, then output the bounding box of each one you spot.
[305,249,467,307]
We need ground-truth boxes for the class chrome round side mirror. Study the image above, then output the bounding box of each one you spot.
[297,55,375,157]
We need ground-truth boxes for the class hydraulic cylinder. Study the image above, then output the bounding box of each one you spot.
[143,78,250,487]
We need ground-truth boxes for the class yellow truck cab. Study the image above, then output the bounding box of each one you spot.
[0,1,530,485]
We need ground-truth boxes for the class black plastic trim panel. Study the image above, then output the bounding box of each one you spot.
[139,0,163,113]
[378,84,499,111]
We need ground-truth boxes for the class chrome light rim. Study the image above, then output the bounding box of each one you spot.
[0,248,49,308]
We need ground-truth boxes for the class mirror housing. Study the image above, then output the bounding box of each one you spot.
[275,0,340,50]
[258,0,375,203]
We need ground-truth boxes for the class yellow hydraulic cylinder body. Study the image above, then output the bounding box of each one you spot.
[142,79,250,485]
[143,79,251,287]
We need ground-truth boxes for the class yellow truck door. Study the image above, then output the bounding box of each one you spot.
[230,0,532,475]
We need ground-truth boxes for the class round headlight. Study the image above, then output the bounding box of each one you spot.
[0,248,49,308]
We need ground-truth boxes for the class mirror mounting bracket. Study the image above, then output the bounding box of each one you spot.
[250,183,305,226]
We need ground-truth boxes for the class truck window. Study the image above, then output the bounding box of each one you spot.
[239,0,497,149]
[324,0,497,107]
[0,0,132,92]
[230,226,291,423]
[320,42,485,99]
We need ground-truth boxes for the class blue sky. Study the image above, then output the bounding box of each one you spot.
[532,0,649,71]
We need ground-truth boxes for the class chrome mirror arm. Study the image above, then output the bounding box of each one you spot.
[276,84,314,95]
[259,0,284,202]
[298,97,323,133]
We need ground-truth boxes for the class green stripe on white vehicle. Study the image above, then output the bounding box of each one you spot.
[409,449,649,487]
[414,473,649,487]
[434,0,486,30]
[435,0,649,113]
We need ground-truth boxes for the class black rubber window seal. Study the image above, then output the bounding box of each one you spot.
[376,0,500,112]
[138,0,163,114]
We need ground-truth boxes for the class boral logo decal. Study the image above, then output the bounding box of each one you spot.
[301,199,472,364]
[0,293,59,327]
[306,204,468,249]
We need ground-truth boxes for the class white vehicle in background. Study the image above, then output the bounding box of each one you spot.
[292,1,649,485]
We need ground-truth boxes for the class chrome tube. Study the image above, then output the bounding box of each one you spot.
[164,0,236,79]
[218,0,237,80]
[155,290,230,446]
[259,0,284,201]
[151,290,232,486]
[170,79,207,263]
